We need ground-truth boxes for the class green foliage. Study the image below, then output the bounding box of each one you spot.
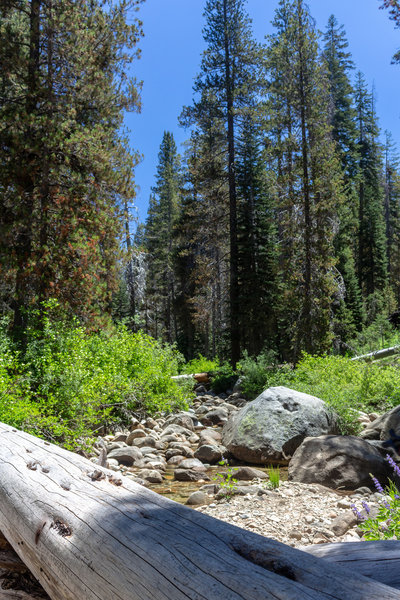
[213,460,238,500]
[237,350,280,399]
[211,363,237,394]
[354,457,400,540]
[238,351,400,434]
[0,319,38,430]
[180,354,220,375]
[266,465,280,489]
[0,303,191,450]
[358,480,400,540]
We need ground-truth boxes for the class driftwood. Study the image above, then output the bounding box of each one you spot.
[351,345,400,362]
[1,423,400,600]
[304,540,400,590]
[171,372,210,384]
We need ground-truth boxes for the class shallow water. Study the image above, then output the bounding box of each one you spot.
[147,465,289,504]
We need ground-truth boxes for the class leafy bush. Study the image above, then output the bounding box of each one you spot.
[237,350,280,399]
[0,319,39,430]
[0,302,192,450]
[352,455,400,540]
[237,352,400,434]
[180,354,219,375]
[211,363,237,394]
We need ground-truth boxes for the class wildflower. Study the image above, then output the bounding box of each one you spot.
[386,454,400,479]
[371,475,384,494]
[351,503,365,521]
[361,500,370,514]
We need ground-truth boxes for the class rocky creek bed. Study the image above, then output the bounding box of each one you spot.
[1,384,398,597]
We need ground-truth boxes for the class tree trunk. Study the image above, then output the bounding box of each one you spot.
[304,540,400,590]
[0,423,400,600]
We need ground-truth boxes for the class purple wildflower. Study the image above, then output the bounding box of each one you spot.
[351,503,365,521]
[371,476,385,494]
[361,501,370,514]
[395,494,400,500]
[386,454,400,478]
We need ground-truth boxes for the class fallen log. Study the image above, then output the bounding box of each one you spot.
[351,345,400,362]
[303,540,400,590]
[0,423,400,600]
[171,372,210,384]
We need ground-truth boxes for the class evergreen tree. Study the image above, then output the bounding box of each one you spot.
[383,131,400,300]
[182,0,262,365]
[0,0,142,334]
[236,114,280,356]
[177,95,230,358]
[266,0,344,359]
[144,132,182,343]
[354,73,388,307]
[322,15,364,334]
[380,0,400,62]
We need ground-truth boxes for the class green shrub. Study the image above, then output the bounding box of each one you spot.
[180,354,220,375]
[237,351,400,435]
[211,363,237,394]
[237,350,281,399]
[0,302,192,450]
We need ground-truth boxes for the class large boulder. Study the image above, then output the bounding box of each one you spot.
[359,405,400,441]
[288,435,398,490]
[222,386,337,464]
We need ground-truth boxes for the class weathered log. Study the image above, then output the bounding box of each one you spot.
[171,372,210,384]
[351,345,400,362]
[303,540,400,590]
[1,422,400,600]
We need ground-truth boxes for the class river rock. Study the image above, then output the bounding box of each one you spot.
[359,405,400,442]
[107,446,143,466]
[133,436,157,448]
[194,444,225,463]
[174,469,209,482]
[178,458,206,471]
[139,469,164,484]
[231,466,268,481]
[222,386,337,464]
[288,435,398,490]
[163,413,195,431]
[161,424,194,439]
[199,429,222,445]
[126,429,146,445]
[186,491,208,506]
[200,408,229,426]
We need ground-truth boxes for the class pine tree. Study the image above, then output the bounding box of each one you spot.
[236,114,280,356]
[177,95,230,358]
[266,0,345,359]
[380,0,400,62]
[322,15,364,335]
[383,131,400,300]
[143,132,182,343]
[182,0,262,365]
[0,0,142,334]
[354,73,388,308]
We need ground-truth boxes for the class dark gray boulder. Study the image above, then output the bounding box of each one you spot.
[359,405,400,442]
[222,386,337,464]
[288,435,398,490]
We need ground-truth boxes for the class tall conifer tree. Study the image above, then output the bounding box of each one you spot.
[144,132,182,343]
[182,0,262,365]
[266,0,344,358]
[0,0,142,333]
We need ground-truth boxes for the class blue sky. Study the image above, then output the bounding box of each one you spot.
[127,0,400,223]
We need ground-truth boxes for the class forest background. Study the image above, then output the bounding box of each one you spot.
[1,0,400,449]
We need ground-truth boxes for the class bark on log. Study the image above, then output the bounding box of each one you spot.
[0,422,400,600]
[351,345,400,362]
[303,540,400,590]
[171,372,210,384]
